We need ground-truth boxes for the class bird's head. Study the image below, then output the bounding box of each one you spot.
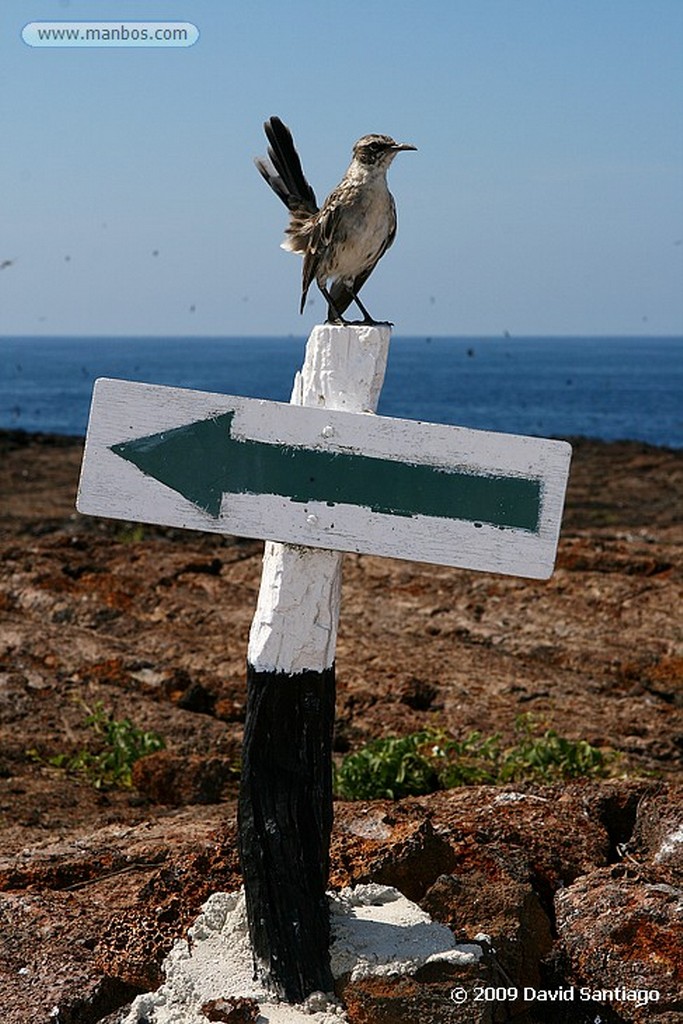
[352,134,417,169]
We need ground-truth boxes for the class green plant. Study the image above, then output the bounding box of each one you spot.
[434,730,502,787]
[334,731,441,800]
[334,714,613,801]
[116,522,146,543]
[30,701,165,789]
[497,714,608,782]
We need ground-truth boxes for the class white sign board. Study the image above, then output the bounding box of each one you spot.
[77,377,572,579]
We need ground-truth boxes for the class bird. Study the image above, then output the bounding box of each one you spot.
[255,116,416,324]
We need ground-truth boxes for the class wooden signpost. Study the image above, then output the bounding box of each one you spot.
[77,324,572,1002]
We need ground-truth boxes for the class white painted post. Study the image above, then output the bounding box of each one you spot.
[238,323,390,1002]
[248,324,390,675]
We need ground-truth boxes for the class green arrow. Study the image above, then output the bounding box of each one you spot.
[110,412,541,532]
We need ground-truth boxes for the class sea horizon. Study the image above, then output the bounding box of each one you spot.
[3,332,682,341]
[1,334,682,449]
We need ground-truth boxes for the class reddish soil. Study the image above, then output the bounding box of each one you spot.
[0,431,681,1023]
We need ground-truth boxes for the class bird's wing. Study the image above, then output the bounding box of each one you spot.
[375,193,397,261]
[299,198,347,312]
[314,190,348,248]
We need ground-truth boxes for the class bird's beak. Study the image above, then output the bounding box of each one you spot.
[393,143,417,152]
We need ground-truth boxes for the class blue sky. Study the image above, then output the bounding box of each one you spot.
[1,0,682,336]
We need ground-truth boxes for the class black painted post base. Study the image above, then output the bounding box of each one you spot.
[238,663,336,1003]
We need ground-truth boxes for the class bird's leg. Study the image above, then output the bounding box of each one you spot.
[350,292,375,324]
[319,284,348,324]
[350,291,393,328]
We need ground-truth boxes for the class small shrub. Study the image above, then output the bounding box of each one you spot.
[497,714,608,782]
[116,523,146,543]
[334,731,440,800]
[334,714,613,801]
[433,730,502,787]
[30,701,165,789]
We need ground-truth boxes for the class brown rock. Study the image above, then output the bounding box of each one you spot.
[555,865,683,1023]
[567,779,658,860]
[0,890,141,1024]
[398,676,440,710]
[421,786,610,892]
[95,822,241,989]
[626,785,683,877]
[201,996,261,1022]
[421,854,553,992]
[339,964,531,1024]
[0,806,224,892]
[331,788,614,1019]
[132,751,237,805]
[176,679,217,715]
[214,697,246,722]
[332,780,611,907]
[331,802,457,901]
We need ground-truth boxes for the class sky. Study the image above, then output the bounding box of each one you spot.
[1,0,682,337]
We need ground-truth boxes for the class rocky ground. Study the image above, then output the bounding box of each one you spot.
[0,430,681,1023]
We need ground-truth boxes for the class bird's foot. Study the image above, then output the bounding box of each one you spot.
[348,318,394,327]
[323,315,394,328]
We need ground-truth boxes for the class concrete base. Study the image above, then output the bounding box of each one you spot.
[124,884,484,1023]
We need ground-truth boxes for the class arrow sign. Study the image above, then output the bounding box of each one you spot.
[110,411,542,532]
[77,378,572,578]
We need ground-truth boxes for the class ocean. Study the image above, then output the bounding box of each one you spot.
[1,335,681,449]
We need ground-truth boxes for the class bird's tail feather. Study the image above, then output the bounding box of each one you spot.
[255,117,318,214]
